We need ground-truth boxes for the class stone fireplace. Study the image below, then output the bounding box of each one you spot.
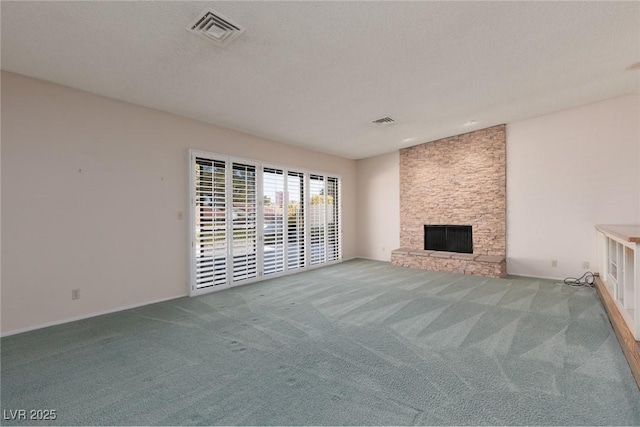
[392,125,506,278]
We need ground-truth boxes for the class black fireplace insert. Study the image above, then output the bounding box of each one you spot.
[424,225,473,254]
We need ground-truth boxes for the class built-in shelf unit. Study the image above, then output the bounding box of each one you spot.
[596,225,640,340]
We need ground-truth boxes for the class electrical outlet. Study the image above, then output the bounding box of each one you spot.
[382,246,386,252]
[551,260,558,267]
[177,211,184,220]
[71,289,80,300]
[583,261,590,269]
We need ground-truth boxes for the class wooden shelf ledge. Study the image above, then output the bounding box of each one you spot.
[596,224,640,243]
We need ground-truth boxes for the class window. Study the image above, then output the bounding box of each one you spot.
[194,158,227,290]
[231,162,258,282]
[287,171,305,270]
[309,175,326,266]
[327,176,341,262]
[190,150,342,296]
[263,167,285,276]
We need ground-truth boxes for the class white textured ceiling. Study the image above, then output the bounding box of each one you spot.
[2,1,639,159]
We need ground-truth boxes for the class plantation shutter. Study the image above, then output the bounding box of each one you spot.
[194,157,227,289]
[263,167,285,275]
[309,174,326,265]
[231,162,258,282]
[190,150,342,296]
[327,176,341,262]
[287,171,305,270]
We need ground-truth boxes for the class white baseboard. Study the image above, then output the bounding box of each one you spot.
[353,256,391,262]
[507,273,565,282]
[1,294,187,338]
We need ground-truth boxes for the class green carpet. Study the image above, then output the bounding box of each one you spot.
[2,259,639,425]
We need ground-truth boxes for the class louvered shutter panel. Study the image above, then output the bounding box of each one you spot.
[309,174,326,265]
[327,177,341,262]
[287,171,305,270]
[231,162,258,282]
[263,168,285,275]
[194,157,227,289]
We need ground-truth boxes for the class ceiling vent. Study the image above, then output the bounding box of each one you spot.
[187,9,245,47]
[371,116,396,126]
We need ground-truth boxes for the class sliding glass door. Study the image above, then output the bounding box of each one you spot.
[190,151,341,296]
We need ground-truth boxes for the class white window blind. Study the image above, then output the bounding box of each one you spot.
[327,176,341,262]
[287,171,305,270]
[194,157,227,289]
[263,167,285,275]
[231,162,258,282]
[309,174,326,266]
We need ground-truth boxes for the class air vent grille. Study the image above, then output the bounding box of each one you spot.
[371,116,396,126]
[188,9,245,47]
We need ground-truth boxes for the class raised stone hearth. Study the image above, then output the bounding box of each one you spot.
[392,125,507,278]
[392,248,506,278]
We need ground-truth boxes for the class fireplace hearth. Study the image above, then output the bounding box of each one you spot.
[424,225,472,254]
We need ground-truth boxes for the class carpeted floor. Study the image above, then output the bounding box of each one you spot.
[2,259,639,425]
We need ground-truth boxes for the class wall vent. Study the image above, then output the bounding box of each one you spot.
[371,116,396,126]
[187,9,245,47]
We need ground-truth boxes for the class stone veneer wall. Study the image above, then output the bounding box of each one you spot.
[394,125,506,277]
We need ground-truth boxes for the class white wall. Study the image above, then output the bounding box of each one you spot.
[1,71,357,335]
[507,94,640,279]
[355,151,399,261]
[3,71,638,335]
[354,95,640,279]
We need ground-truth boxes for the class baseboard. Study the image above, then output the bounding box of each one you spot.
[1,294,187,338]
[352,256,391,262]
[506,273,566,282]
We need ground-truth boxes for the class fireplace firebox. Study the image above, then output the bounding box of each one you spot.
[424,225,473,254]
